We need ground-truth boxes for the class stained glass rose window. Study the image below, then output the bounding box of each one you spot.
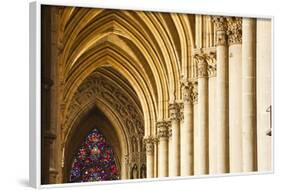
[69,129,119,182]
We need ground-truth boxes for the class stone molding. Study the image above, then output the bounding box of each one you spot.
[64,74,144,137]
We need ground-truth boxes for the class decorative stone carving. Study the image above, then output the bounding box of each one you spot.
[168,124,172,138]
[144,137,154,155]
[179,102,184,123]
[226,17,242,45]
[194,54,209,78]
[168,103,180,121]
[212,16,228,45]
[208,65,217,78]
[64,74,144,137]
[189,47,217,83]
[124,154,129,165]
[193,49,217,79]
[212,16,228,31]
[157,121,171,139]
[153,137,159,145]
[207,52,217,78]
[181,80,198,104]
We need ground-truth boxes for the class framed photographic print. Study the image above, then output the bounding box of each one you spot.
[29,0,273,188]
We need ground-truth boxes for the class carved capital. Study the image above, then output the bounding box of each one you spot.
[212,16,228,45]
[168,103,180,121]
[144,137,154,155]
[179,102,184,123]
[194,54,208,78]
[212,16,228,31]
[181,80,198,104]
[226,17,242,45]
[157,121,170,140]
[168,125,172,138]
[208,63,217,78]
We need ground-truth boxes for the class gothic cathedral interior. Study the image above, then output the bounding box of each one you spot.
[41,5,272,184]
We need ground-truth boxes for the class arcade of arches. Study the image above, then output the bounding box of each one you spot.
[41,5,272,184]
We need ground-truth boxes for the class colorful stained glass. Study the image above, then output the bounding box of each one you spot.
[69,128,119,182]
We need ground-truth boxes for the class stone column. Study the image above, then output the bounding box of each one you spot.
[121,154,129,179]
[144,137,154,178]
[168,123,172,176]
[242,18,257,172]
[212,16,229,173]
[157,121,170,177]
[169,103,181,176]
[153,138,158,177]
[207,57,217,174]
[181,81,197,176]
[43,131,56,184]
[256,19,272,171]
[195,54,209,175]
[227,17,243,173]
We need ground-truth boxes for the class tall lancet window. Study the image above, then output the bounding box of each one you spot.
[69,128,119,182]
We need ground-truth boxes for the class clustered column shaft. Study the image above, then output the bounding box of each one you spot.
[157,121,170,177]
[242,18,257,172]
[227,17,243,172]
[144,137,155,178]
[169,103,181,176]
[180,81,197,175]
[153,16,259,179]
[212,16,229,173]
[196,54,209,174]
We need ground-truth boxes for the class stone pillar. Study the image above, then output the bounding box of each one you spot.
[227,17,243,173]
[121,155,129,180]
[153,138,158,177]
[169,103,181,176]
[256,18,272,171]
[212,16,229,173]
[144,137,154,178]
[195,54,209,175]
[207,58,217,174]
[168,123,172,176]
[181,81,197,176]
[49,142,58,183]
[242,18,257,172]
[157,121,170,177]
[43,131,57,184]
